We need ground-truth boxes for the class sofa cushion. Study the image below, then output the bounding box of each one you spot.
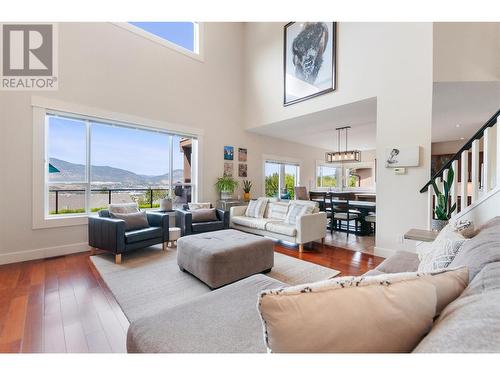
[258,268,468,353]
[125,227,163,244]
[245,197,268,218]
[191,221,224,233]
[265,221,297,237]
[414,262,500,353]
[375,251,420,274]
[127,274,288,353]
[266,202,289,220]
[188,202,211,210]
[111,211,150,231]
[448,216,500,282]
[191,208,218,223]
[232,216,277,230]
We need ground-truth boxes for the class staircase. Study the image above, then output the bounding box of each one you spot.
[421,108,500,228]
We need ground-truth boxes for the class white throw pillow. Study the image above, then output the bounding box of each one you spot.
[258,267,468,353]
[188,202,211,210]
[285,203,314,225]
[418,238,467,272]
[267,202,289,220]
[245,197,268,218]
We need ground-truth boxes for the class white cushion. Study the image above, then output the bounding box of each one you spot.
[285,202,315,225]
[188,202,211,210]
[245,198,268,218]
[333,212,359,220]
[231,216,275,230]
[258,267,468,353]
[108,202,139,214]
[265,221,297,237]
[418,238,467,272]
[266,202,289,220]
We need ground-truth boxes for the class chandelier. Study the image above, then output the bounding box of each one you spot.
[325,126,361,163]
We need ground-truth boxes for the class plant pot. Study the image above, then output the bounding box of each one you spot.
[220,191,233,200]
[159,198,172,212]
[432,219,448,232]
[243,192,250,202]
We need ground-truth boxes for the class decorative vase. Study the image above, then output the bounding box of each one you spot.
[221,191,233,200]
[243,192,250,202]
[159,198,172,212]
[432,219,448,232]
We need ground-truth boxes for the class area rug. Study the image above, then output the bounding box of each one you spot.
[90,245,339,322]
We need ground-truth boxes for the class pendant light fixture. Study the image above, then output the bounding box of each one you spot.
[325,126,361,163]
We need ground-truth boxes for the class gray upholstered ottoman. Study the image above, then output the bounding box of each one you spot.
[177,229,274,289]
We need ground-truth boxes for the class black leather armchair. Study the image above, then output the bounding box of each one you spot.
[88,210,170,264]
[175,205,229,236]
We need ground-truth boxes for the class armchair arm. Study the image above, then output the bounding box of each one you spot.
[296,212,327,244]
[229,206,247,227]
[146,211,170,241]
[216,209,230,229]
[175,209,192,236]
[88,216,126,253]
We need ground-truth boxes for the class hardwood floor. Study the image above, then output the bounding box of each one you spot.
[0,243,383,353]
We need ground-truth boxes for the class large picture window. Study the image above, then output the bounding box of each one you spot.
[264,160,300,199]
[46,112,196,216]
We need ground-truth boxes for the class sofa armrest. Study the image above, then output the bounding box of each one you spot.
[146,211,170,241]
[175,209,192,236]
[296,212,327,244]
[375,251,420,274]
[216,209,230,229]
[229,206,247,226]
[88,216,126,253]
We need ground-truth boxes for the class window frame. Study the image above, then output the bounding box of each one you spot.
[263,155,301,199]
[32,97,204,229]
[112,22,204,62]
[315,160,376,191]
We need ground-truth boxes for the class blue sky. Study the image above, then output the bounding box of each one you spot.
[129,22,195,52]
[48,116,185,176]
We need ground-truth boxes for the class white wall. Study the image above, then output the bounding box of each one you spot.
[243,23,434,256]
[434,22,500,82]
[0,22,328,264]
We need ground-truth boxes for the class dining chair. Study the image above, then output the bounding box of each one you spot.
[364,213,376,234]
[309,191,327,211]
[294,186,309,201]
[327,194,359,236]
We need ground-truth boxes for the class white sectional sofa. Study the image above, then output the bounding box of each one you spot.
[229,199,327,251]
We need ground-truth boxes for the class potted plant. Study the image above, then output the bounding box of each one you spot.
[242,180,252,202]
[431,166,457,231]
[215,176,239,200]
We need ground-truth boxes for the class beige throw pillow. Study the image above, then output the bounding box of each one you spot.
[188,202,211,210]
[257,267,468,353]
[110,211,150,231]
[108,202,139,214]
[245,198,268,218]
[191,208,218,223]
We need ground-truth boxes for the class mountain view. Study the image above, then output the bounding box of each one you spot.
[49,158,185,187]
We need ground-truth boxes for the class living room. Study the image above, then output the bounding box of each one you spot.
[1,0,500,373]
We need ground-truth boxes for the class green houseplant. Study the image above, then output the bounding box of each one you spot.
[215,176,239,200]
[431,165,457,231]
[242,180,252,202]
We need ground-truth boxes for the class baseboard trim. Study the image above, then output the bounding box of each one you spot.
[373,246,396,258]
[0,242,89,265]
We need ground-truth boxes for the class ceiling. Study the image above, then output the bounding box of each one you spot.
[249,82,500,150]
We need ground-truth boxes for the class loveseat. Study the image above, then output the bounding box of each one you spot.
[127,217,500,353]
[229,199,327,251]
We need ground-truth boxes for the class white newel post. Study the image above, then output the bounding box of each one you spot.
[427,187,433,230]
[497,118,500,189]
[450,160,458,217]
[483,127,492,193]
[460,150,468,211]
[471,139,480,203]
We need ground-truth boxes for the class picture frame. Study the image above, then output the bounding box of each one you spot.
[224,162,234,177]
[238,163,247,178]
[385,146,420,168]
[238,147,247,162]
[284,22,336,106]
[224,146,234,160]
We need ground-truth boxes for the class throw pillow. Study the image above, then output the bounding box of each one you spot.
[245,198,268,218]
[267,202,289,220]
[191,208,218,223]
[108,202,139,215]
[110,211,150,231]
[454,219,476,239]
[257,267,468,353]
[188,202,211,210]
[285,203,315,225]
[418,237,467,272]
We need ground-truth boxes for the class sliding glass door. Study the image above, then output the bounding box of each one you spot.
[264,161,300,199]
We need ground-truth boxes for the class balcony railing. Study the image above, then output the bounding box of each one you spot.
[48,186,191,215]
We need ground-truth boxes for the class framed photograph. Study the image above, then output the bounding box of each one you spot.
[224,162,234,177]
[238,148,247,162]
[284,22,336,106]
[238,163,248,178]
[385,146,420,168]
[224,146,234,160]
